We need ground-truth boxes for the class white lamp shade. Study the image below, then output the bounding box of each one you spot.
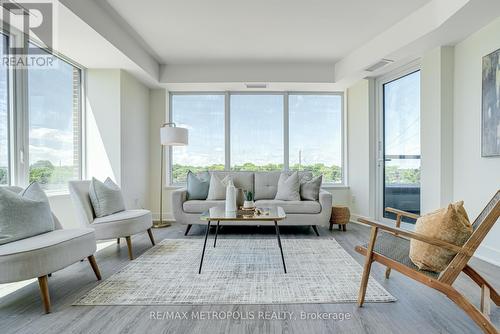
[160,126,188,146]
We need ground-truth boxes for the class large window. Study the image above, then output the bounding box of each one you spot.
[27,44,82,192]
[0,34,9,185]
[230,94,283,171]
[289,94,343,183]
[170,92,344,185]
[0,37,83,192]
[171,94,225,184]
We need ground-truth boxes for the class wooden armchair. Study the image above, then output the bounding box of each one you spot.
[355,190,500,334]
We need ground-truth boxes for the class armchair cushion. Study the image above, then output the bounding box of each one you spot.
[409,201,472,272]
[89,177,126,218]
[0,182,55,245]
[92,209,152,239]
[0,228,95,283]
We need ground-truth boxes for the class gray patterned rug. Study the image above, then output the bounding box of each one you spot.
[75,238,396,305]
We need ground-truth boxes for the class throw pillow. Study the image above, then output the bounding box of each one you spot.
[206,174,230,200]
[0,182,55,245]
[409,201,472,272]
[275,172,300,201]
[89,177,126,218]
[300,175,322,201]
[186,171,210,200]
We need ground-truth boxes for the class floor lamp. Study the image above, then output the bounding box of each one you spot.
[154,122,188,228]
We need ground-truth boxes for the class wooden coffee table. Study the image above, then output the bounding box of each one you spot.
[199,206,287,274]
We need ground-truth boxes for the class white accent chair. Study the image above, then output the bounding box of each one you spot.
[0,186,101,314]
[69,181,155,260]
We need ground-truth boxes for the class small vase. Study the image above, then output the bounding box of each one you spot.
[243,200,255,209]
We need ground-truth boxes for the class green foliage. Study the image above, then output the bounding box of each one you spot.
[29,160,77,186]
[29,160,55,184]
[245,190,253,201]
[172,163,343,184]
[0,167,7,184]
[385,165,420,185]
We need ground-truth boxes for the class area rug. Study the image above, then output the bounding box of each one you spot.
[74,238,396,305]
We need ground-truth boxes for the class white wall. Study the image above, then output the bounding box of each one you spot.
[86,69,122,183]
[420,46,454,213]
[120,71,151,209]
[346,79,375,218]
[453,16,500,266]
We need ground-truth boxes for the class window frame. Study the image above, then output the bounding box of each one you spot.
[0,27,86,194]
[168,91,346,187]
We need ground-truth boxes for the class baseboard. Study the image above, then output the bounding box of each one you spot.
[152,212,175,222]
[474,245,500,267]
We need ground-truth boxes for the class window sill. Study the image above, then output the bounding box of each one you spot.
[322,184,349,190]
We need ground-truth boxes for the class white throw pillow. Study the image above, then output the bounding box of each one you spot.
[275,172,301,201]
[206,174,231,200]
[300,175,322,201]
[89,177,126,218]
[0,182,55,245]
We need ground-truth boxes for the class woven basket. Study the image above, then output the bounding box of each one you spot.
[330,206,350,225]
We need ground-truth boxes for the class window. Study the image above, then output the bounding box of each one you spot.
[382,70,421,220]
[27,44,82,192]
[170,92,344,185]
[171,94,225,184]
[0,34,9,185]
[289,94,343,183]
[230,94,283,171]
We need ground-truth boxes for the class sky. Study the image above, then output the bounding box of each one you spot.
[172,94,343,167]
[0,38,76,172]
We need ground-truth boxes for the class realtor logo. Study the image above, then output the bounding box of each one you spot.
[1,0,58,68]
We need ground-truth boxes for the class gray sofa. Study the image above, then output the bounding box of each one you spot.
[172,171,332,235]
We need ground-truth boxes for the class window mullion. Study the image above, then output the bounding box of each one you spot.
[283,92,289,171]
[225,91,230,171]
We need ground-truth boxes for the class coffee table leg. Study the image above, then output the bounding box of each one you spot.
[199,220,211,274]
[214,220,220,248]
[274,220,287,274]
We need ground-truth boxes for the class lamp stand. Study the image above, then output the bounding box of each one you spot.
[153,144,171,228]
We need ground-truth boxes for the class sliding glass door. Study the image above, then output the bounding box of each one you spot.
[379,69,421,222]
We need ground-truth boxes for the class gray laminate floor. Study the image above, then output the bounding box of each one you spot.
[0,222,498,334]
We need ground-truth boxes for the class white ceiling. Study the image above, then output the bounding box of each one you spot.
[105,0,431,65]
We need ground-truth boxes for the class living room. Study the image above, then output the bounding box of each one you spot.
[1,0,499,333]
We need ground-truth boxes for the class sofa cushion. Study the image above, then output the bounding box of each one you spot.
[207,173,229,200]
[210,171,254,193]
[255,200,321,214]
[89,177,126,218]
[275,172,301,201]
[255,171,313,200]
[187,171,210,200]
[0,182,55,245]
[300,175,322,201]
[183,200,225,213]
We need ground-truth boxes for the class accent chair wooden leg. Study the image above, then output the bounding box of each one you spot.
[117,238,120,244]
[445,286,497,334]
[385,267,392,279]
[87,255,102,280]
[184,224,192,236]
[37,275,51,314]
[338,224,342,231]
[329,222,333,231]
[147,228,156,246]
[358,226,378,307]
[125,236,133,260]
